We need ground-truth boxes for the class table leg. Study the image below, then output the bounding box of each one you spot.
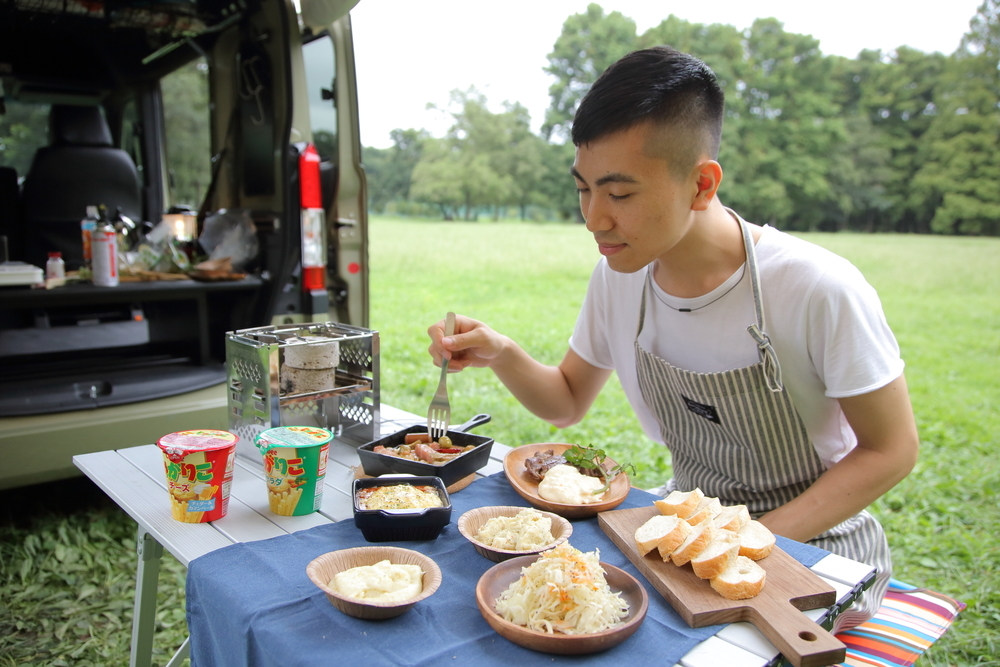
[164,637,191,667]
[130,526,163,667]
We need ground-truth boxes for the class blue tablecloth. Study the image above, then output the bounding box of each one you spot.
[186,473,829,667]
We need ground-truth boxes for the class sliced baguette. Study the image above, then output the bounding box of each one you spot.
[712,504,750,532]
[669,518,716,566]
[710,555,766,600]
[654,488,704,519]
[635,514,690,557]
[738,520,776,560]
[685,496,723,525]
[690,529,740,579]
[655,518,693,561]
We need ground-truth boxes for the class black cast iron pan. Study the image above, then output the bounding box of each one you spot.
[356,413,493,487]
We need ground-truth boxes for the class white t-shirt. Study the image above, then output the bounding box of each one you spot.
[569,224,905,469]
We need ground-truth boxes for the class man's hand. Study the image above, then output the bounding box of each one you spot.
[425,313,612,427]
[427,314,509,371]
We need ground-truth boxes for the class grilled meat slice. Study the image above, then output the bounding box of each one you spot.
[524,449,567,481]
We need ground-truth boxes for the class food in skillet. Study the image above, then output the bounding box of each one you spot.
[373,433,477,465]
[493,543,630,634]
[526,445,634,505]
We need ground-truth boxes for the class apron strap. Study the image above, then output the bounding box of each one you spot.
[637,271,651,339]
[636,210,785,392]
[736,210,784,392]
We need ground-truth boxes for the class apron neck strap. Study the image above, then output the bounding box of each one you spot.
[735,210,783,392]
[636,210,784,392]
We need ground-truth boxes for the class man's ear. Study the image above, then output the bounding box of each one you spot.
[691,160,723,211]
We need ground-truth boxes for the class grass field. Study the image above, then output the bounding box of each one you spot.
[1,217,997,665]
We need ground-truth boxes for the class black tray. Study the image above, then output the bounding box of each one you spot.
[356,414,493,487]
[352,476,452,542]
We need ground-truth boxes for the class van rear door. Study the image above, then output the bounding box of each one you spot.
[300,12,369,327]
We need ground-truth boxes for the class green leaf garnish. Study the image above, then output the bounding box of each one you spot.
[563,444,636,495]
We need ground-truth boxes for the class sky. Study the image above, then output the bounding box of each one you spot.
[349,0,985,148]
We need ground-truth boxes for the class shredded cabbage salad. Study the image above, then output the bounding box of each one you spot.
[494,543,629,634]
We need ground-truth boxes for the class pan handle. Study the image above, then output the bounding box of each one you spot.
[451,413,491,433]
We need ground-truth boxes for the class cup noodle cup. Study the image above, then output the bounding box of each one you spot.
[157,430,238,523]
[254,426,333,516]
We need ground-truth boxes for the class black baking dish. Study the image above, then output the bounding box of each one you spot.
[356,414,493,487]
[352,476,452,542]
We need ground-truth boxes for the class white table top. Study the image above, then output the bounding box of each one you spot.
[74,404,874,667]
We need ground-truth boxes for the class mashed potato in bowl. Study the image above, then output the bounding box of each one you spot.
[476,508,556,551]
[331,560,424,603]
[537,464,607,504]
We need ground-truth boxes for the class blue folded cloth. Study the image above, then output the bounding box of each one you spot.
[186,473,829,667]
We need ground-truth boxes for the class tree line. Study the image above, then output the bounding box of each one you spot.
[364,1,1000,235]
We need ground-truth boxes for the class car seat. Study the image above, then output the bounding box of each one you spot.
[0,166,20,262]
[20,104,142,270]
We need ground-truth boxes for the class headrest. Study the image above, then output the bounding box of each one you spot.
[49,105,113,147]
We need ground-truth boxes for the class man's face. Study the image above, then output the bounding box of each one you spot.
[572,124,696,274]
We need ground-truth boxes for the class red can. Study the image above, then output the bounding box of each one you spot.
[91,221,118,286]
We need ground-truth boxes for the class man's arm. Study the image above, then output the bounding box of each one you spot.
[757,373,919,542]
[429,315,611,427]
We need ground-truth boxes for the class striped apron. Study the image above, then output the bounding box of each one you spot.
[634,212,891,630]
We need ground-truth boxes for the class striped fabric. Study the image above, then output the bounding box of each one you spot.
[834,580,965,666]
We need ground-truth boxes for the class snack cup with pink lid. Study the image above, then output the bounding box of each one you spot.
[157,429,238,523]
[254,426,333,516]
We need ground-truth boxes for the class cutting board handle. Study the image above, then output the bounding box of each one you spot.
[749,601,845,667]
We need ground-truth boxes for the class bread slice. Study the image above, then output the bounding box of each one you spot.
[655,518,692,561]
[654,488,704,519]
[738,520,776,560]
[685,496,723,525]
[710,555,766,600]
[691,529,740,579]
[634,514,690,557]
[712,504,750,532]
[669,519,716,566]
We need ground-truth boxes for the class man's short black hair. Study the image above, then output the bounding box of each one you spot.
[571,46,724,177]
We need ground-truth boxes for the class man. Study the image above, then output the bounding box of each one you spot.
[427,46,918,629]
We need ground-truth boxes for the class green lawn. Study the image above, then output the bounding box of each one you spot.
[1,218,996,665]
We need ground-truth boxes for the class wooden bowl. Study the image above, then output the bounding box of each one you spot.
[457,506,573,562]
[306,546,442,619]
[475,554,648,654]
[503,444,631,519]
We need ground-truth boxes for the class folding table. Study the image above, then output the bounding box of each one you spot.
[74,404,878,667]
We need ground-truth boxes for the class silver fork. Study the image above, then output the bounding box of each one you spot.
[427,312,456,441]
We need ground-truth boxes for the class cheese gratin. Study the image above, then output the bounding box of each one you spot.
[356,483,444,510]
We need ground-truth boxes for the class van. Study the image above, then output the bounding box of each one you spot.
[0,0,369,488]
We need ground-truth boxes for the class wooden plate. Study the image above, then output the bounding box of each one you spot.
[503,443,630,519]
[457,506,572,562]
[598,506,845,667]
[306,546,442,619]
[475,555,648,654]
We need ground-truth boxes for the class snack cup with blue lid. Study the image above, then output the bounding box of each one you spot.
[254,426,333,516]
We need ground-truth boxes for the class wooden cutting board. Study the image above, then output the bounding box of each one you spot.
[599,505,846,667]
